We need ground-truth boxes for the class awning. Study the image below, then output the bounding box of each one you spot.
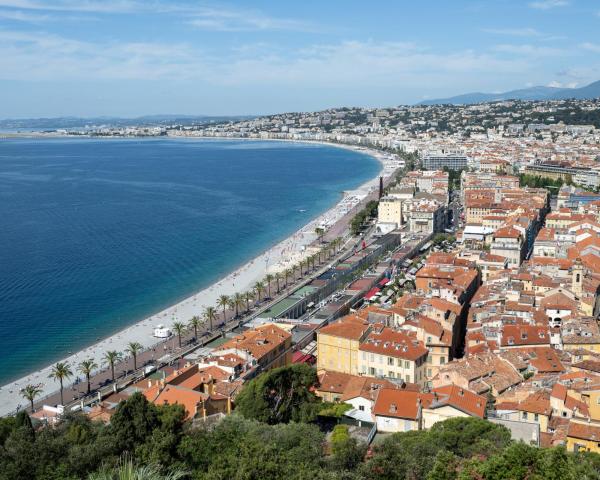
[364,287,380,300]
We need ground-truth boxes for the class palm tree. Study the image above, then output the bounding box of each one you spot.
[172,321,185,348]
[275,272,282,293]
[253,281,265,303]
[217,294,230,325]
[300,259,307,275]
[243,291,253,312]
[315,227,325,243]
[189,315,202,340]
[284,268,292,287]
[204,306,218,331]
[89,456,186,480]
[233,293,244,318]
[126,342,143,371]
[103,350,122,382]
[265,273,274,298]
[292,263,300,279]
[78,359,98,395]
[49,362,73,406]
[20,384,42,412]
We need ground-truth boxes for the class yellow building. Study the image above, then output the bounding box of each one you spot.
[566,419,600,453]
[377,197,403,226]
[358,327,429,388]
[316,316,371,375]
[581,387,600,422]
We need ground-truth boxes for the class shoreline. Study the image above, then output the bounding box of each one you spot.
[0,138,399,416]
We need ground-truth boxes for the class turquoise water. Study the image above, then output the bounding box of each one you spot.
[0,138,379,384]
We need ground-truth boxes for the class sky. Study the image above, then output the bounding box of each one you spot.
[0,0,599,118]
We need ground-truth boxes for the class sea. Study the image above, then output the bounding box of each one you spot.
[0,137,380,385]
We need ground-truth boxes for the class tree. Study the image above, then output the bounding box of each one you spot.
[109,392,159,451]
[253,281,265,303]
[89,457,186,480]
[232,293,244,318]
[314,227,325,243]
[125,342,143,371]
[78,359,98,395]
[217,294,230,325]
[284,268,292,287]
[20,384,42,412]
[172,322,185,348]
[103,350,123,382]
[243,292,253,313]
[235,364,320,424]
[49,361,73,406]
[188,315,202,340]
[204,306,218,332]
[265,273,274,298]
[274,272,282,293]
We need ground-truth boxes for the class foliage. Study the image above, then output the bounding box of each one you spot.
[234,364,320,424]
[351,200,379,235]
[0,392,599,480]
[519,173,567,190]
[318,402,352,418]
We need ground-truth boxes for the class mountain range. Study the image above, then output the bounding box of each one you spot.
[418,80,600,105]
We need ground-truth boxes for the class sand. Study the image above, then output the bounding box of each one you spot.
[0,141,400,416]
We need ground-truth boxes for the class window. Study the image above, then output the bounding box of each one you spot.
[440,357,446,365]
[369,367,376,376]
[522,412,528,420]
[427,368,432,377]
[359,405,365,411]
[362,351,367,360]
[388,357,394,366]
[389,371,395,378]
[534,414,539,422]
[406,375,411,383]
[404,360,410,369]
[370,353,374,362]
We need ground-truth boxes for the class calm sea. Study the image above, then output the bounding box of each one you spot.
[0,138,379,384]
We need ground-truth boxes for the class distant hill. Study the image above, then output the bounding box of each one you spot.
[418,80,600,105]
[0,114,254,131]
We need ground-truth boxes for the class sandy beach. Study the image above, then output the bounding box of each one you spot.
[0,140,399,416]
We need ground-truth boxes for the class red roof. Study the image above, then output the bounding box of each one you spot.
[364,287,381,300]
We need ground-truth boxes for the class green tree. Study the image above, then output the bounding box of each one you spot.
[49,361,73,406]
[78,359,98,395]
[125,342,143,371]
[20,384,42,413]
[232,293,244,318]
[265,273,274,298]
[103,350,123,382]
[89,457,186,480]
[203,306,217,332]
[253,281,265,303]
[171,322,185,348]
[188,315,202,340]
[217,294,230,325]
[235,364,320,424]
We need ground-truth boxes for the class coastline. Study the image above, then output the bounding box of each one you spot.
[0,138,398,416]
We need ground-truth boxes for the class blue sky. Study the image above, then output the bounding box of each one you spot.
[0,0,599,118]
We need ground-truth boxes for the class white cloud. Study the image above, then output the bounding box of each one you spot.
[0,8,51,21]
[528,0,569,9]
[186,6,315,32]
[580,42,600,53]
[0,0,138,13]
[0,31,530,89]
[482,27,542,37]
[547,81,578,88]
[493,44,569,56]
